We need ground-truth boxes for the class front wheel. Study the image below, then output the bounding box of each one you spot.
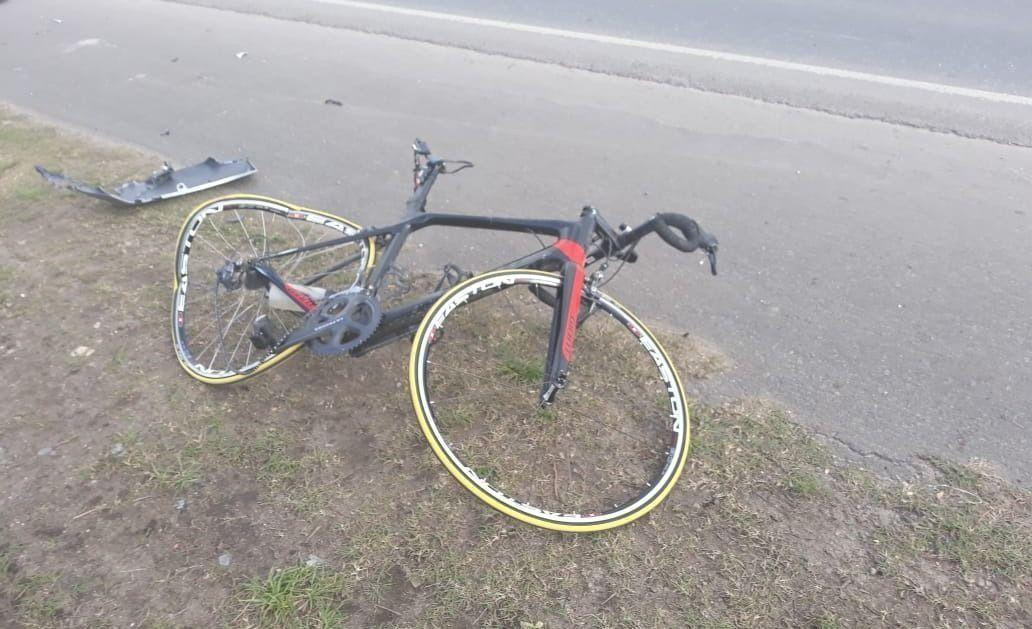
[408,269,690,532]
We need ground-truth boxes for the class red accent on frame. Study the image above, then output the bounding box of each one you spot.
[283,282,317,313]
[553,239,586,361]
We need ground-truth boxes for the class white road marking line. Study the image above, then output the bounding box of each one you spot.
[312,0,1032,107]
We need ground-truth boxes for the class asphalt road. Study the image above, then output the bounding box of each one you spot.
[378,0,1032,96]
[1,0,1030,482]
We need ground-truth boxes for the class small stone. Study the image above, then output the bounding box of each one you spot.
[218,553,232,567]
[174,498,187,511]
[71,346,95,358]
[305,554,324,567]
[110,443,126,457]
[37,446,54,456]
[93,321,101,329]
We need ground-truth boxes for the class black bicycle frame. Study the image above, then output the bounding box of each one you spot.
[251,205,606,405]
[245,139,716,405]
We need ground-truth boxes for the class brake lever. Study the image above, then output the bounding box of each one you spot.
[440,160,474,174]
[699,230,719,276]
[706,247,718,275]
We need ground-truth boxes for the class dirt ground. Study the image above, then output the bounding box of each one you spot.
[1,106,1030,628]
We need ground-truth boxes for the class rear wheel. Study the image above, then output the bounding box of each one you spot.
[171,195,374,384]
[409,269,689,532]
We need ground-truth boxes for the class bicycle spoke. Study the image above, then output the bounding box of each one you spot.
[193,296,258,340]
[415,273,684,521]
[207,219,240,260]
[174,202,368,379]
[193,233,232,261]
[426,359,540,387]
[208,292,248,369]
[269,307,292,333]
[232,209,259,258]
[428,382,540,405]
[260,210,267,256]
[244,334,254,367]
[285,238,351,277]
[224,314,254,371]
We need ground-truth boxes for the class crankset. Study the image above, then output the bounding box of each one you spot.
[277,290,383,356]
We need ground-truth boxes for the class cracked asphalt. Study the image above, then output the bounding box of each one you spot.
[1,0,1030,481]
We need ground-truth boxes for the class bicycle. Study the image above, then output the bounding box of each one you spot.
[170,139,718,532]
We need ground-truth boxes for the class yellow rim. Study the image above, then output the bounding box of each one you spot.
[408,269,690,532]
[171,194,376,385]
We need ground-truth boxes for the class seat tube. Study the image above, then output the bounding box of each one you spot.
[540,211,595,404]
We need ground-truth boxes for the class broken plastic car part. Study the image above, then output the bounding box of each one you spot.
[35,157,257,206]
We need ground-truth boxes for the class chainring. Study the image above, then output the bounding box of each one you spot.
[283,290,383,356]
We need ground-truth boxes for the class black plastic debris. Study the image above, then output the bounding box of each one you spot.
[35,157,257,206]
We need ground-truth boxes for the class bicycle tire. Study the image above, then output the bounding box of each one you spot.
[409,269,690,532]
[171,195,375,384]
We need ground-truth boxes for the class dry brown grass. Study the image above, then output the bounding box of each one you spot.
[1,105,1030,628]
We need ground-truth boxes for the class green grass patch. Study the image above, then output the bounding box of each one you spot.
[922,455,982,490]
[437,406,475,428]
[239,564,353,628]
[10,572,69,627]
[534,407,556,423]
[13,182,47,203]
[787,470,826,498]
[142,452,202,490]
[889,481,1032,579]
[497,355,544,384]
[809,612,842,629]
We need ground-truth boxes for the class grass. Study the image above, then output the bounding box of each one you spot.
[810,612,842,629]
[254,431,306,483]
[0,264,14,303]
[437,406,475,427]
[125,447,203,490]
[922,454,983,490]
[239,564,353,628]
[2,104,1031,627]
[887,480,1032,579]
[498,354,545,384]
[534,407,557,423]
[13,182,47,203]
[0,545,16,578]
[8,572,69,627]
[787,469,826,497]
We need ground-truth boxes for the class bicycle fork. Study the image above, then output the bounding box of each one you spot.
[539,211,594,406]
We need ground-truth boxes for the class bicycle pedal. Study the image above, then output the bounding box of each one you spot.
[435,263,472,291]
[382,265,413,301]
[249,315,278,350]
